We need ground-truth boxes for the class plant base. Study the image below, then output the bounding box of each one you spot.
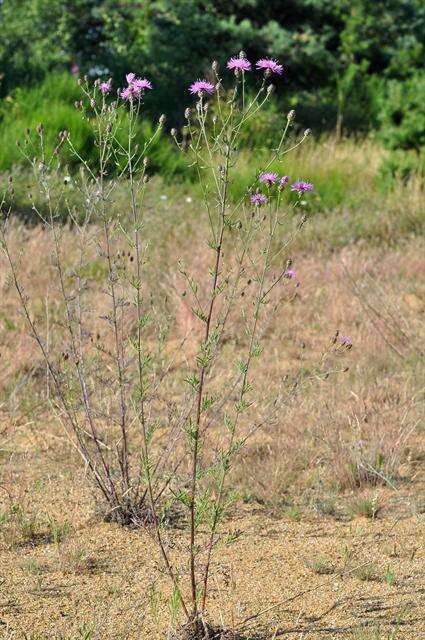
[100,500,155,527]
[167,619,253,640]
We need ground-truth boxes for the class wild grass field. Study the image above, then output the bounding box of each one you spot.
[0,81,424,640]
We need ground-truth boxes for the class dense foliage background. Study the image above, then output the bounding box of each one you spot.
[0,0,424,175]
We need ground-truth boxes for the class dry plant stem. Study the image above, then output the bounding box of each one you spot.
[201,198,279,611]
[189,141,232,625]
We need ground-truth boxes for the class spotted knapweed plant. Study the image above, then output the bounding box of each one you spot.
[1,54,351,638]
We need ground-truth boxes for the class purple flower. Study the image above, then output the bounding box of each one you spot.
[341,335,352,347]
[256,58,284,75]
[250,193,268,206]
[284,269,297,280]
[279,175,289,186]
[227,57,252,72]
[120,87,133,100]
[132,78,152,91]
[259,172,278,186]
[99,80,112,95]
[121,73,152,100]
[189,79,215,96]
[291,181,314,194]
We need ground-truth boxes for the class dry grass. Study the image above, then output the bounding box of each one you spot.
[0,176,424,637]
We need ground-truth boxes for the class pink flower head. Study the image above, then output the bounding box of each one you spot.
[120,87,133,100]
[256,58,284,75]
[291,181,314,194]
[132,78,152,91]
[189,79,215,96]
[227,57,252,72]
[99,80,112,94]
[121,73,152,100]
[250,193,268,206]
[259,172,278,186]
[341,335,352,347]
[280,175,289,186]
[284,268,297,280]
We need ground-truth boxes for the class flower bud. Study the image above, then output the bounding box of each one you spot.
[90,98,96,108]
[212,115,218,125]
[267,84,275,94]
[170,128,177,137]
[287,110,295,121]
[212,60,218,71]
[36,123,44,135]
[143,157,149,167]
[143,175,149,184]
[159,114,166,126]
[304,128,311,137]
[239,50,247,59]
[184,108,191,120]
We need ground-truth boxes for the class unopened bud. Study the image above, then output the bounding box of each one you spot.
[264,68,272,78]
[143,157,149,167]
[298,213,308,228]
[239,51,247,59]
[287,110,295,121]
[212,60,218,71]
[36,123,44,135]
[212,115,218,125]
[77,78,83,86]
[267,84,275,94]
[159,114,166,126]
[90,98,96,108]
[215,82,222,92]
[184,108,191,120]
[203,102,208,112]
[304,128,311,137]
[171,128,177,137]
[143,175,149,184]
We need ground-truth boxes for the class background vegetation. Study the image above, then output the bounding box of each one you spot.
[0,0,424,182]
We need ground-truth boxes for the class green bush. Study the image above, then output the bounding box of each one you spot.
[378,71,425,152]
[377,71,425,181]
[0,74,187,179]
[0,74,95,172]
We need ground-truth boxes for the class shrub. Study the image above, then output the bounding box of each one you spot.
[378,71,425,181]
[0,74,186,179]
